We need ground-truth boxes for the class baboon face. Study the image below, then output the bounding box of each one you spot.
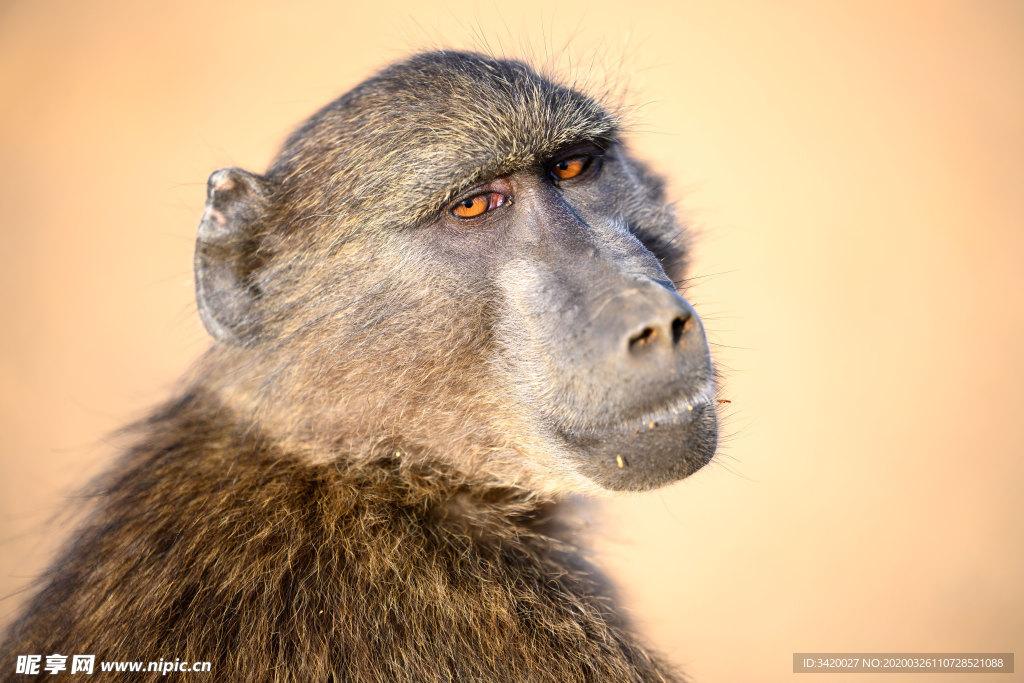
[195,52,717,493]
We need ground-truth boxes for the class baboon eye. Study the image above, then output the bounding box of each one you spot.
[550,155,590,181]
[451,192,508,219]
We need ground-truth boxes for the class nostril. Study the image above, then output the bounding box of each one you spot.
[671,315,690,345]
[629,326,657,351]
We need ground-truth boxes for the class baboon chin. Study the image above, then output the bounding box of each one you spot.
[4,51,717,681]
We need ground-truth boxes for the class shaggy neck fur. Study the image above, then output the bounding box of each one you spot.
[2,387,679,681]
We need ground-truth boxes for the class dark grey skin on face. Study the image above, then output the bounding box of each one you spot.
[428,155,717,491]
[197,53,717,494]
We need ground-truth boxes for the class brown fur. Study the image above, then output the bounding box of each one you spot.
[4,389,678,681]
[2,52,697,681]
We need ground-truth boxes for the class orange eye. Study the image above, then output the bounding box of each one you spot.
[551,156,588,180]
[452,192,507,219]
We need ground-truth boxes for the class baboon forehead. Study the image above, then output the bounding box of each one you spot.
[269,51,619,228]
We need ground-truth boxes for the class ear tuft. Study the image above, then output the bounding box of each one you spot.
[194,168,270,345]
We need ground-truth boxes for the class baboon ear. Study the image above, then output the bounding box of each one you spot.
[194,168,269,346]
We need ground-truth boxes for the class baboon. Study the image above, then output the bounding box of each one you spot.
[2,51,717,681]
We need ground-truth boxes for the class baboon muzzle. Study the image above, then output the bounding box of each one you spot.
[505,229,717,492]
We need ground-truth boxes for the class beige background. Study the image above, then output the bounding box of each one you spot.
[1,1,1022,681]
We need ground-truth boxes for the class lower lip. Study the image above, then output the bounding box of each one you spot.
[557,401,718,490]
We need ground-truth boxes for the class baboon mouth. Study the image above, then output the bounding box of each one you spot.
[556,392,718,492]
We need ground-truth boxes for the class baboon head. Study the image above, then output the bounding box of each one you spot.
[194,51,717,495]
